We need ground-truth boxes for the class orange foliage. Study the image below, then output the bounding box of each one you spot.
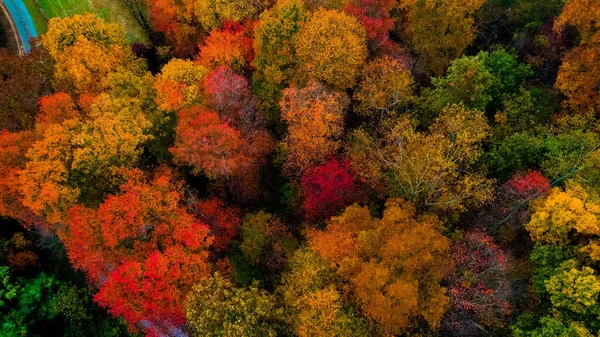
[171,107,244,179]
[36,93,79,126]
[0,130,47,228]
[280,81,348,175]
[308,199,453,334]
[197,21,255,71]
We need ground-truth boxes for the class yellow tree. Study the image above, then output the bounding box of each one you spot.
[554,0,600,113]
[308,199,454,335]
[41,14,145,96]
[398,0,486,75]
[293,9,368,90]
[277,248,371,337]
[19,94,150,223]
[280,81,348,175]
[353,56,415,119]
[154,59,209,112]
[527,183,600,251]
[347,104,493,213]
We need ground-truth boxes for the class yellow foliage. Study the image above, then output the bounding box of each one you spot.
[354,56,415,118]
[348,104,492,213]
[527,183,600,245]
[154,59,209,111]
[293,9,367,90]
[399,0,485,75]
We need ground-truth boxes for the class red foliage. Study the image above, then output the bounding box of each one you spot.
[446,230,512,331]
[300,158,359,220]
[345,0,396,49]
[194,198,242,255]
[61,169,213,333]
[505,170,551,197]
[202,65,255,128]
[197,21,255,70]
[171,107,244,178]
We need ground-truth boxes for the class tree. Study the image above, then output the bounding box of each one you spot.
[185,273,284,337]
[0,130,47,228]
[445,230,512,334]
[194,198,242,255]
[170,106,244,179]
[41,14,144,96]
[545,263,600,316]
[344,0,396,49]
[197,21,254,71]
[203,66,256,129]
[252,0,307,113]
[277,248,371,337]
[280,81,348,175]
[19,94,150,223]
[348,104,492,213]
[553,0,600,113]
[300,157,360,220]
[154,59,209,112]
[40,14,126,59]
[292,9,367,90]
[418,49,532,124]
[0,47,54,131]
[353,56,415,119]
[308,199,454,334]
[239,212,297,274]
[36,93,79,127]
[147,0,263,56]
[398,0,486,75]
[60,169,213,334]
[146,0,202,56]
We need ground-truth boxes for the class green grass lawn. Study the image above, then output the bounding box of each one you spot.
[37,0,148,43]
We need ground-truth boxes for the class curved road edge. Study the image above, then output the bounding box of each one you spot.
[0,0,37,54]
[0,0,22,54]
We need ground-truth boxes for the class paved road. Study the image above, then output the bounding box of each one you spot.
[0,0,37,53]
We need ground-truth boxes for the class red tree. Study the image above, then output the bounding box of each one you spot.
[170,106,245,178]
[345,0,396,49]
[202,65,257,129]
[194,198,242,255]
[505,170,551,196]
[61,168,213,334]
[300,158,360,220]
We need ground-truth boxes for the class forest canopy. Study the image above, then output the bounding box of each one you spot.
[0,0,599,336]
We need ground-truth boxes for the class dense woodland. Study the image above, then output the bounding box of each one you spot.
[1,0,600,336]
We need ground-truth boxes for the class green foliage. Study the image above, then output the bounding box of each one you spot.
[484,132,544,180]
[530,245,574,295]
[545,262,600,316]
[512,314,593,337]
[418,49,532,125]
[541,131,600,181]
[253,0,307,116]
[1,273,58,336]
[0,267,18,307]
